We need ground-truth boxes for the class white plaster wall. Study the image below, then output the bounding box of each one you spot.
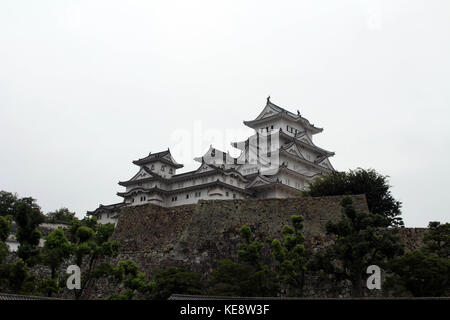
[97,212,119,225]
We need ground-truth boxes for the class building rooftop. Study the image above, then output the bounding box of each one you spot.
[132,149,184,168]
[243,97,323,134]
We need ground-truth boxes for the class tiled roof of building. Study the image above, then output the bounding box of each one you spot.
[117,179,253,198]
[0,292,63,300]
[118,163,247,187]
[279,129,335,156]
[87,202,126,215]
[243,97,323,133]
[132,149,183,168]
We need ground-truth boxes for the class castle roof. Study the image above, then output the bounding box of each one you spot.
[117,179,252,198]
[87,202,126,216]
[279,129,335,156]
[118,162,247,187]
[279,146,333,173]
[194,145,239,166]
[132,149,184,168]
[243,97,323,134]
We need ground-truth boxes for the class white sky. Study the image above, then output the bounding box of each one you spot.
[0,1,449,227]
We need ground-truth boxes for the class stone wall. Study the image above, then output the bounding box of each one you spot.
[111,196,369,274]
[87,196,428,299]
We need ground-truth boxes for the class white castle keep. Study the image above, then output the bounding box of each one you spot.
[89,97,335,224]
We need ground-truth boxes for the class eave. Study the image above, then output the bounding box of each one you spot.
[117,180,253,198]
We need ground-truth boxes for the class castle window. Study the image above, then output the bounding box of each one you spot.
[161,165,165,172]
[226,192,229,197]
[186,194,189,199]
[233,194,236,199]
[169,168,173,174]
[150,164,154,170]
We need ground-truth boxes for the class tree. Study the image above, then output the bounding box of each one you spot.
[14,197,45,266]
[208,259,255,296]
[385,250,450,297]
[68,217,120,299]
[208,225,279,297]
[271,215,309,296]
[45,208,76,224]
[385,221,450,297]
[423,221,450,258]
[150,267,203,300]
[0,215,12,264]
[0,258,38,294]
[41,228,72,296]
[92,259,152,300]
[0,191,18,217]
[311,197,403,297]
[304,168,403,227]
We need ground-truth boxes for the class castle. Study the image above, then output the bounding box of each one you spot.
[89,97,335,224]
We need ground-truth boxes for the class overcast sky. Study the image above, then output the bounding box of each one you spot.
[0,1,449,227]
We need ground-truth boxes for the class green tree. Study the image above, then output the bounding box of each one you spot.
[0,191,18,217]
[385,250,450,297]
[304,168,403,227]
[271,215,309,296]
[92,259,152,300]
[385,221,450,297]
[311,197,403,297]
[45,208,76,224]
[0,258,38,294]
[208,259,254,296]
[41,228,72,296]
[423,221,450,258]
[0,215,12,263]
[14,197,45,266]
[68,217,120,299]
[209,225,279,297]
[150,267,202,300]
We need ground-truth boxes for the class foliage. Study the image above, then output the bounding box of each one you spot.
[68,217,120,299]
[45,208,76,224]
[304,168,403,227]
[0,191,18,217]
[385,250,450,297]
[385,221,450,297]
[208,259,253,296]
[271,215,309,296]
[0,216,12,264]
[14,197,45,266]
[310,197,403,297]
[150,266,202,300]
[0,215,12,242]
[0,258,38,294]
[41,228,72,296]
[92,259,151,300]
[423,221,450,258]
[209,225,279,297]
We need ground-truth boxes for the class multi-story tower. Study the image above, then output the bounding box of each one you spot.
[89,97,335,223]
